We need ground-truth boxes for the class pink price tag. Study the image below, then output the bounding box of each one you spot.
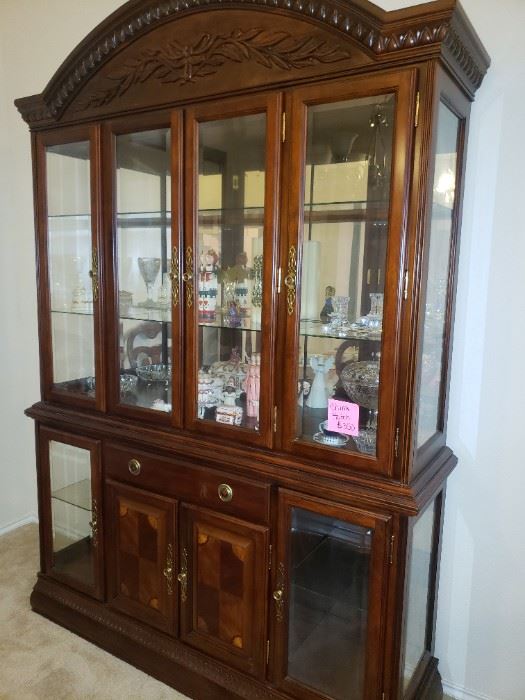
[327,399,360,436]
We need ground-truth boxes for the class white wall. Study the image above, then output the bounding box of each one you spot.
[1,1,523,698]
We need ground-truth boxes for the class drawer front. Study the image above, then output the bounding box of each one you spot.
[104,443,271,524]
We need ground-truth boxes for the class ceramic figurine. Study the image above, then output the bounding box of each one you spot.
[216,385,243,426]
[306,354,335,409]
[245,353,261,420]
[320,285,335,323]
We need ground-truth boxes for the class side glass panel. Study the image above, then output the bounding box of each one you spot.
[49,440,95,588]
[416,105,460,447]
[403,500,436,691]
[46,141,95,398]
[116,129,172,413]
[288,508,372,699]
[296,96,395,457]
[196,114,265,431]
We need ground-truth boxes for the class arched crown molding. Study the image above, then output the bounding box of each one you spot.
[15,0,489,127]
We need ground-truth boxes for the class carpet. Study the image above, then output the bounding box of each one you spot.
[0,524,188,699]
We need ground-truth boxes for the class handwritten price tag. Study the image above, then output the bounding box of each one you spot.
[327,399,359,436]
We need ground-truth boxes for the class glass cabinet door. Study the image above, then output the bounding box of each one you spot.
[112,119,180,421]
[273,491,390,700]
[282,73,415,472]
[40,428,103,600]
[42,130,100,403]
[184,95,280,446]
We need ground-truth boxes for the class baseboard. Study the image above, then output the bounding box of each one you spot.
[443,679,499,700]
[0,514,38,537]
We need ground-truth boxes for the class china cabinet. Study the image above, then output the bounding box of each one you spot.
[17,0,489,698]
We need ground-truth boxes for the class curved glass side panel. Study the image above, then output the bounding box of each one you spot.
[416,104,461,447]
[403,500,437,691]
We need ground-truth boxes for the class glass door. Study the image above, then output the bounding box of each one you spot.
[107,114,182,424]
[184,94,281,446]
[271,490,391,700]
[39,427,103,600]
[281,72,416,473]
[39,127,103,406]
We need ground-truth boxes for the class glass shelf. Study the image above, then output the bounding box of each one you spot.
[198,201,389,227]
[119,306,171,323]
[52,478,92,512]
[300,320,382,342]
[51,307,94,316]
[199,316,261,332]
[117,211,172,228]
[48,213,91,220]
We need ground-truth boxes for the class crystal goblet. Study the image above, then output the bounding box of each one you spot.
[138,257,161,306]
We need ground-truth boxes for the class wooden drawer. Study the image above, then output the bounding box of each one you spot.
[104,443,271,524]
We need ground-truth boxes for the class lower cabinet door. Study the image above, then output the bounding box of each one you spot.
[106,480,177,634]
[271,490,392,700]
[180,504,269,678]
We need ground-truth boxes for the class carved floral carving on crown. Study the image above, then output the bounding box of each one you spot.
[76,28,352,110]
[15,0,489,126]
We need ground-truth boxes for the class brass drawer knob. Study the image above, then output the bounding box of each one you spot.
[128,459,141,476]
[218,483,233,502]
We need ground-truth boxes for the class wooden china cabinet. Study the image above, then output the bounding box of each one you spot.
[17,0,488,698]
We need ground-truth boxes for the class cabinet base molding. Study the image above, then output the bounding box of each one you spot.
[31,574,444,700]
[30,576,285,700]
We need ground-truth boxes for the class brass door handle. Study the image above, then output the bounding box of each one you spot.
[178,547,188,602]
[163,543,173,595]
[273,563,286,622]
[128,459,141,476]
[182,247,194,308]
[89,498,98,548]
[89,247,99,302]
[169,246,180,307]
[284,246,297,316]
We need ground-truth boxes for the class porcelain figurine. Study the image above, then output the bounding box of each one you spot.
[306,354,335,409]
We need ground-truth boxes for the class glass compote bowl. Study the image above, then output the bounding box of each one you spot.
[340,360,380,455]
[138,257,161,307]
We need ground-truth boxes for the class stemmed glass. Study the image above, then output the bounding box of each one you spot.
[138,257,161,306]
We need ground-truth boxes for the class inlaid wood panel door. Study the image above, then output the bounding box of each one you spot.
[180,504,269,678]
[106,480,177,634]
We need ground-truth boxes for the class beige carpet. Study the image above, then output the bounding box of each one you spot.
[0,524,188,699]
